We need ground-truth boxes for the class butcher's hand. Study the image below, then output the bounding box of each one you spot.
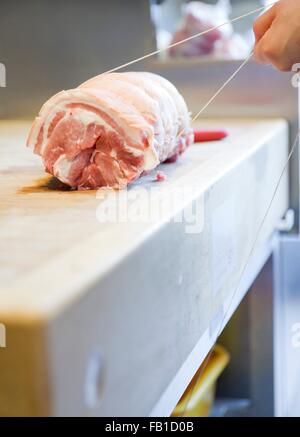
[253,0,300,71]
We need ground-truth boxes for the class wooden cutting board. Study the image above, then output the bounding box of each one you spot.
[0,118,288,320]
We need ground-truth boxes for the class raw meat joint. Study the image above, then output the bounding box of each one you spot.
[27,72,194,190]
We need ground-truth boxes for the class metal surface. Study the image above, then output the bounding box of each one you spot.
[273,235,300,417]
[214,227,300,418]
[218,257,275,417]
[151,234,275,416]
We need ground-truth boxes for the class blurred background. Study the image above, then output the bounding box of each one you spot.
[0,0,272,119]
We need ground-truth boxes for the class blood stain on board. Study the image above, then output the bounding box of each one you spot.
[18,176,75,194]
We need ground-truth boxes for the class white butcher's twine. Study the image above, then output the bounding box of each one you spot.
[190,51,253,123]
[105,0,294,416]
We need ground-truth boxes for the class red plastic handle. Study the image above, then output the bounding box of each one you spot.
[194,129,228,143]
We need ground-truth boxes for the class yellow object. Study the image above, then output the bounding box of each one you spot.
[172,344,230,417]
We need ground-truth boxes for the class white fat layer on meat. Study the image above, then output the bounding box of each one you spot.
[144,144,160,171]
[40,106,113,154]
[53,154,72,183]
[53,142,159,184]
[39,93,148,154]
[81,73,185,147]
[72,108,107,126]
[28,74,191,190]
[53,145,159,184]
[27,116,43,150]
[123,144,142,158]
[123,143,158,170]
[89,78,165,148]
